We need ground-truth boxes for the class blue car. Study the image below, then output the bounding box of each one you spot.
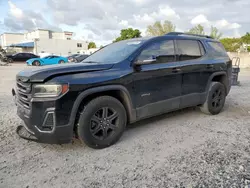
[26,55,68,66]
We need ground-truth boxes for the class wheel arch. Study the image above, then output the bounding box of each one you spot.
[206,72,229,95]
[69,85,136,131]
[32,59,41,65]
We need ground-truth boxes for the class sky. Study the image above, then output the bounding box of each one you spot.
[0,0,249,46]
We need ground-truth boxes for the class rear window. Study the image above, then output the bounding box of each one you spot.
[207,42,228,57]
[176,40,204,61]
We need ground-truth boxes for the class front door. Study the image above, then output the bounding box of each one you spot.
[133,39,182,120]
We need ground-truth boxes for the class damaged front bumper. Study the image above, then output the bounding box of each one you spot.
[12,88,73,144]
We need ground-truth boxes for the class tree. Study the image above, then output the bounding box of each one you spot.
[247,46,250,52]
[114,28,141,42]
[210,26,223,39]
[188,24,205,35]
[88,42,96,49]
[220,38,242,52]
[241,32,250,44]
[146,20,176,36]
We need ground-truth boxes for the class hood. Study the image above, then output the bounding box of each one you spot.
[16,62,114,82]
[27,58,41,62]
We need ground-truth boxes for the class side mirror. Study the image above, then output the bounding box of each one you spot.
[134,59,156,65]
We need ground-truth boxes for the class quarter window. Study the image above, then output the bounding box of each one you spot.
[137,40,175,63]
[208,42,228,56]
[176,40,204,61]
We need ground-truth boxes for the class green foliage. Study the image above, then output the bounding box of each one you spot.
[146,20,176,36]
[88,42,96,49]
[188,24,205,35]
[241,32,250,44]
[210,26,223,39]
[247,46,250,52]
[220,38,242,52]
[114,28,141,42]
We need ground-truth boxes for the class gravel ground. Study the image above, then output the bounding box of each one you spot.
[1,64,250,188]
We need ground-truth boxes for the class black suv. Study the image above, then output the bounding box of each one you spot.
[13,32,232,149]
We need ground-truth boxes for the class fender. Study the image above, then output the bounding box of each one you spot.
[205,71,229,93]
[68,85,136,128]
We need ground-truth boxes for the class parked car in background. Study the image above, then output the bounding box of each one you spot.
[74,54,89,62]
[26,55,68,66]
[5,53,39,63]
[67,54,80,62]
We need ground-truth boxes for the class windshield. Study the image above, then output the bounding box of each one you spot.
[82,39,144,64]
[43,56,52,59]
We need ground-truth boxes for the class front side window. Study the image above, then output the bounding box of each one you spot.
[176,40,203,61]
[137,40,175,63]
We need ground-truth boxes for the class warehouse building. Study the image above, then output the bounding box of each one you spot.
[0,29,89,56]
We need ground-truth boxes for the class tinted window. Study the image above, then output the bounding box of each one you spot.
[176,40,203,61]
[208,42,228,56]
[137,40,175,62]
[15,53,23,57]
[23,53,31,58]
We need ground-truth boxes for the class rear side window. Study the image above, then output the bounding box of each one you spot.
[176,40,204,61]
[208,42,228,57]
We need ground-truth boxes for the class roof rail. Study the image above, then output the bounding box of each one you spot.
[166,32,213,39]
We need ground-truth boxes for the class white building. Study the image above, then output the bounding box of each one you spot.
[0,29,89,56]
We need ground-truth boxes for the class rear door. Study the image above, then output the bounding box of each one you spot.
[175,39,207,108]
[133,39,182,120]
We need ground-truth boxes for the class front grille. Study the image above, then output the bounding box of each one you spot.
[16,79,32,109]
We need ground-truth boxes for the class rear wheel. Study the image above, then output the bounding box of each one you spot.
[59,60,65,64]
[200,82,226,115]
[77,96,127,149]
[32,60,40,66]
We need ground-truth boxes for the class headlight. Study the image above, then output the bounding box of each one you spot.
[32,84,69,98]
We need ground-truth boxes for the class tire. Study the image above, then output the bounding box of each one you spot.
[59,60,65,64]
[8,58,13,63]
[32,60,40,66]
[77,96,127,149]
[200,82,226,115]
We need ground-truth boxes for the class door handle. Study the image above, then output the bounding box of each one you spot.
[172,68,181,73]
[206,64,214,69]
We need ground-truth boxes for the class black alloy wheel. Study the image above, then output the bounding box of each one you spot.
[90,107,119,140]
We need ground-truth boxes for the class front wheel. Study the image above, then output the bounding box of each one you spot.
[8,58,13,63]
[77,96,127,149]
[200,82,226,115]
[32,60,40,66]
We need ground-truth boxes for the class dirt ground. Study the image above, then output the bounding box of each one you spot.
[1,64,250,188]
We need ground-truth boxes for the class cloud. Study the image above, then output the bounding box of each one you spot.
[190,14,242,36]
[191,14,209,25]
[2,0,249,44]
[8,1,23,19]
[214,19,241,30]
[132,5,180,28]
[4,1,61,32]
